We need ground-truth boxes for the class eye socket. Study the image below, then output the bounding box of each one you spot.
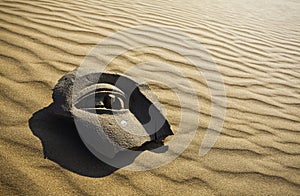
[75,83,127,111]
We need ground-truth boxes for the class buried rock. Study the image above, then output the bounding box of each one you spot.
[51,68,173,158]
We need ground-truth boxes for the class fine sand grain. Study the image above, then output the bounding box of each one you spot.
[0,0,300,195]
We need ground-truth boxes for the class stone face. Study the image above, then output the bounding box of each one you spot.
[51,68,173,158]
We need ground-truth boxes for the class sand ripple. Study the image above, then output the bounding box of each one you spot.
[1,0,299,195]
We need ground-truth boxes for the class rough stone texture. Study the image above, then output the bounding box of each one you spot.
[51,68,173,158]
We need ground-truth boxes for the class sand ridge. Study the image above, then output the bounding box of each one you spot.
[0,0,300,195]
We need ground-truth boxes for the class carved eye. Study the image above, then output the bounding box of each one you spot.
[75,83,127,111]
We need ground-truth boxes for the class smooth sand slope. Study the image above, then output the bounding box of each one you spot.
[0,0,300,195]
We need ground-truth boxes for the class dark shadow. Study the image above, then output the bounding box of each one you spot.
[29,103,168,178]
[29,103,119,178]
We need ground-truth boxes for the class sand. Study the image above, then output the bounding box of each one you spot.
[0,0,299,195]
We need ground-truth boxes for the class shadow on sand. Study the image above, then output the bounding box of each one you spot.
[29,103,120,178]
[29,103,168,177]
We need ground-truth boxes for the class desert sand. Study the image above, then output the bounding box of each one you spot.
[0,0,299,195]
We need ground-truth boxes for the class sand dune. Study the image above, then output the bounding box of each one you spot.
[1,0,300,195]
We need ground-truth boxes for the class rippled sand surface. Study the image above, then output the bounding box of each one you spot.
[1,0,299,195]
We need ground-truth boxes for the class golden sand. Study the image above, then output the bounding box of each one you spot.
[0,0,299,195]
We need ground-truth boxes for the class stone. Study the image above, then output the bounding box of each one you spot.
[51,68,173,158]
